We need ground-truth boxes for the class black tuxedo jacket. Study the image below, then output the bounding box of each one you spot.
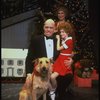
[25,35,59,74]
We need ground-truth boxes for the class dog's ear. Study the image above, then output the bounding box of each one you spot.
[32,58,39,66]
[33,58,41,73]
[49,58,54,64]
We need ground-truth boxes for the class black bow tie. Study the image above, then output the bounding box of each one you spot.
[45,36,53,40]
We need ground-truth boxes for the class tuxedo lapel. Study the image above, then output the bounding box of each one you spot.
[53,38,56,57]
[40,35,47,57]
[53,36,59,61]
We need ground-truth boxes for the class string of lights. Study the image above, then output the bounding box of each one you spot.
[64,0,96,68]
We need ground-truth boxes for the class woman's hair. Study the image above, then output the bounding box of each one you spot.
[57,22,73,34]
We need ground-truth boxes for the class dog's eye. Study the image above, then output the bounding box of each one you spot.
[46,61,49,63]
[40,61,42,64]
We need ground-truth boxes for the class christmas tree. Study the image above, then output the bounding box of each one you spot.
[63,0,97,68]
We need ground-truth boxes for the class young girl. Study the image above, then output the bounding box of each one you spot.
[49,22,74,100]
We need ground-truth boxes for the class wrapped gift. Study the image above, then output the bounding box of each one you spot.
[92,69,97,74]
[74,75,92,87]
[91,72,99,80]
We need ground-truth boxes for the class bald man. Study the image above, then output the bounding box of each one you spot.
[25,19,73,100]
[25,19,58,75]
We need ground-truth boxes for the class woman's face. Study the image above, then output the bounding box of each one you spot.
[60,29,68,39]
[57,10,66,21]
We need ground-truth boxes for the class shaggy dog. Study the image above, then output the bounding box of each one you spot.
[19,57,52,100]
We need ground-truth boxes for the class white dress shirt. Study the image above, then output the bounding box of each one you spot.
[44,37,54,59]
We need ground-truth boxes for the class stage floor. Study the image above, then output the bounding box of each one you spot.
[1,80,99,100]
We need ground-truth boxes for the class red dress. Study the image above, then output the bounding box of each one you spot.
[53,37,73,76]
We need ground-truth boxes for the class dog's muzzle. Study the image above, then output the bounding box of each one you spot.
[40,67,48,77]
[41,67,48,73]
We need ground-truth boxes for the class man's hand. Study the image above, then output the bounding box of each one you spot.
[64,57,73,67]
[56,35,60,40]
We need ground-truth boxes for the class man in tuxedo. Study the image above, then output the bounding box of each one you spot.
[25,19,73,100]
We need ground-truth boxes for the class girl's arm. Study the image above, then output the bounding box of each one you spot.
[56,35,64,51]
